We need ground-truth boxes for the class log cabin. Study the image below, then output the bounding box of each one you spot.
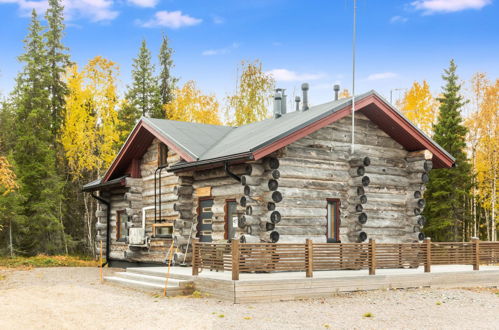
[83,85,455,266]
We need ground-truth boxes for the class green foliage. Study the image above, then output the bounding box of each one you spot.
[45,0,71,136]
[158,34,178,112]
[11,10,65,255]
[119,39,161,141]
[424,60,471,241]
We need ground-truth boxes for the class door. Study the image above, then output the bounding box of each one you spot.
[197,198,213,242]
[327,199,341,243]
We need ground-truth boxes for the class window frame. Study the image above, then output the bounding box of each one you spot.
[116,210,127,242]
[158,142,168,167]
[326,199,341,243]
[224,199,238,240]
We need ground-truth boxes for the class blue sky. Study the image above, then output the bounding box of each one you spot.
[0,0,497,109]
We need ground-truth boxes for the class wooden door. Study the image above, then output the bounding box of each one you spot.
[197,198,214,242]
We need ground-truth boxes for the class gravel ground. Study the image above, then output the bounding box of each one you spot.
[1,267,498,330]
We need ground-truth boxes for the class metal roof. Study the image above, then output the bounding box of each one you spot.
[144,118,234,160]
[95,90,456,183]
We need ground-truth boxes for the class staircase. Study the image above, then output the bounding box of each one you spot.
[104,267,194,296]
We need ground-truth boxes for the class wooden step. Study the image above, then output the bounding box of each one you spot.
[125,267,194,281]
[104,273,194,296]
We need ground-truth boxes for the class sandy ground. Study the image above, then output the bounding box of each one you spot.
[0,267,498,330]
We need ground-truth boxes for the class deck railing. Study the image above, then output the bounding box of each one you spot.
[191,238,499,280]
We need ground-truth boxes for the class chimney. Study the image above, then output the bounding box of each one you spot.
[295,96,301,112]
[273,90,282,119]
[334,84,340,100]
[301,83,309,111]
[281,89,287,115]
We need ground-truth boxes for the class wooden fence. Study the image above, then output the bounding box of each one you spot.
[191,238,499,280]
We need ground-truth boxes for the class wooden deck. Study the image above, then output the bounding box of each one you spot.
[124,265,499,303]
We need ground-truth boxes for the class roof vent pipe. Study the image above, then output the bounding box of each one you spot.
[334,84,340,100]
[273,90,282,119]
[301,83,309,111]
[281,89,287,115]
[295,96,301,112]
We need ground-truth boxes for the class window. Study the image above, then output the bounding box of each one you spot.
[158,143,168,166]
[225,200,238,240]
[116,210,128,241]
[153,223,173,238]
[327,199,340,243]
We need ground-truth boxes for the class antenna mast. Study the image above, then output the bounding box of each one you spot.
[351,0,357,154]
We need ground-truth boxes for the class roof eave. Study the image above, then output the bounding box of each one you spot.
[169,152,254,172]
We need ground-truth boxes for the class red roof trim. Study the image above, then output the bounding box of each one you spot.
[252,94,454,168]
[368,95,454,168]
[102,120,196,182]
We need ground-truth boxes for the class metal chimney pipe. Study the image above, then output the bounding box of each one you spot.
[334,84,340,100]
[281,89,287,115]
[273,90,282,119]
[301,83,309,111]
[295,96,301,112]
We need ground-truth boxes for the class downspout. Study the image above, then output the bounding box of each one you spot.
[155,164,169,222]
[91,192,111,267]
[224,162,241,182]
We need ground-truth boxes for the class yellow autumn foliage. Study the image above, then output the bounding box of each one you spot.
[164,80,221,125]
[398,80,438,135]
[60,57,121,180]
[0,156,18,195]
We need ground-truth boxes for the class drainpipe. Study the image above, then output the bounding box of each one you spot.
[154,164,168,223]
[91,192,111,267]
[224,162,241,182]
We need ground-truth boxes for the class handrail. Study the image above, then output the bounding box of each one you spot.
[191,239,499,280]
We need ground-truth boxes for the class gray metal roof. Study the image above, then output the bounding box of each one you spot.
[144,118,234,160]
[197,93,366,161]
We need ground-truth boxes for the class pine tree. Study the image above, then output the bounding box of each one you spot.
[45,0,70,136]
[12,10,65,255]
[119,39,161,140]
[423,60,471,241]
[158,33,177,116]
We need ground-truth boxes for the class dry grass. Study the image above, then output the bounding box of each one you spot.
[0,254,99,269]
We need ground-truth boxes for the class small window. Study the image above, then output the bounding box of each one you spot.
[158,143,168,166]
[327,199,340,243]
[153,223,173,238]
[225,200,238,240]
[116,210,128,241]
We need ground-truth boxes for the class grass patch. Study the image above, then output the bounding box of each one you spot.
[363,312,373,318]
[436,301,442,305]
[218,314,225,318]
[0,274,5,280]
[0,255,99,269]
[243,316,252,320]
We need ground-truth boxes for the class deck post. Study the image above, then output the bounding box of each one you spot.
[192,238,199,276]
[306,239,313,278]
[369,239,376,275]
[424,237,431,273]
[232,239,240,281]
[472,237,480,271]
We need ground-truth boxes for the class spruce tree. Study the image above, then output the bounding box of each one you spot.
[119,39,161,139]
[45,0,70,136]
[12,10,64,254]
[423,60,471,241]
[158,34,177,116]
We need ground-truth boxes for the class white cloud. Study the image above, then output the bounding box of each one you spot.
[0,0,118,21]
[202,42,239,56]
[411,0,492,14]
[390,15,408,23]
[128,0,158,8]
[366,72,398,81]
[267,69,326,82]
[138,10,202,28]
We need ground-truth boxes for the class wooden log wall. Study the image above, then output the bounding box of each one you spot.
[270,114,431,244]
